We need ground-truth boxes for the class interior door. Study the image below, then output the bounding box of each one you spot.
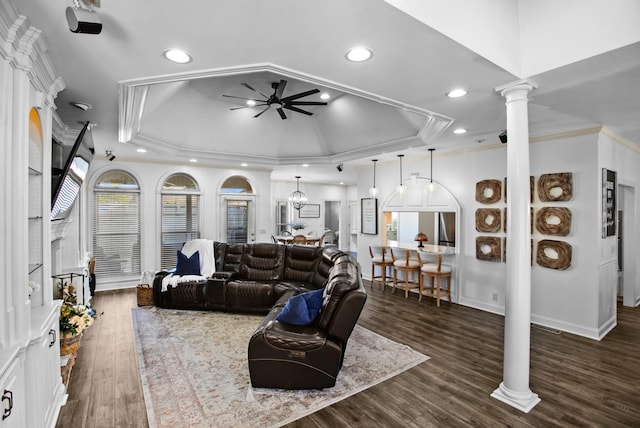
[222,197,255,244]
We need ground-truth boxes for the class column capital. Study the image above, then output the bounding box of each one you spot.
[495,78,538,98]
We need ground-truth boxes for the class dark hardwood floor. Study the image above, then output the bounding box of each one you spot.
[57,283,640,428]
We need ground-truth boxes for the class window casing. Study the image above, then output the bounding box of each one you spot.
[92,171,141,279]
[161,173,201,269]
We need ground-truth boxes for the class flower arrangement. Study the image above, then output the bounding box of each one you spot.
[290,221,307,231]
[60,303,96,336]
[58,280,96,337]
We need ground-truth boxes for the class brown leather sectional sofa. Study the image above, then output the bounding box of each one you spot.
[152,241,367,389]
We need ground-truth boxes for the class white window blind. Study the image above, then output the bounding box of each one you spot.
[161,194,200,269]
[93,173,141,279]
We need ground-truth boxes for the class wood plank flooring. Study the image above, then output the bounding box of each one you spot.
[56,284,640,427]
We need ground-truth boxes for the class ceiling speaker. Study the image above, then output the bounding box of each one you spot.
[66,7,102,34]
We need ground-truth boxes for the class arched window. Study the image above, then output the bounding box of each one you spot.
[220,175,254,243]
[161,173,201,269]
[220,175,253,194]
[93,171,141,279]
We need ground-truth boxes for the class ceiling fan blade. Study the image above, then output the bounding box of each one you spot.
[288,101,328,106]
[222,94,262,101]
[253,106,270,118]
[284,105,313,116]
[281,88,320,103]
[274,79,287,100]
[241,82,269,99]
[229,103,267,110]
[277,107,287,120]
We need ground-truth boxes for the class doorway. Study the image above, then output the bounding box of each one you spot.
[223,197,255,244]
[324,201,340,247]
[619,184,637,307]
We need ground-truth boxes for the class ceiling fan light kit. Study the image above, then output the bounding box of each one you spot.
[223,79,327,120]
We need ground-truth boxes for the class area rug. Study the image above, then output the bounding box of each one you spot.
[132,307,428,428]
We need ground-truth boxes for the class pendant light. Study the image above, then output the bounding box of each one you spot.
[289,176,307,210]
[428,148,436,193]
[397,154,405,194]
[369,159,378,198]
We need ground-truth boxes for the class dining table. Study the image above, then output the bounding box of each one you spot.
[276,235,323,245]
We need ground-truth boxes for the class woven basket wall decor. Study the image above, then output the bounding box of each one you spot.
[476,236,502,262]
[475,208,502,233]
[475,179,502,204]
[536,239,572,270]
[538,172,573,202]
[536,207,572,236]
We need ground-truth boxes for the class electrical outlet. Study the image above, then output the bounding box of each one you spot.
[492,293,498,302]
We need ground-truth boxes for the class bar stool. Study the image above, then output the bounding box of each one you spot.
[391,248,422,298]
[369,245,393,291]
[419,252,452,307]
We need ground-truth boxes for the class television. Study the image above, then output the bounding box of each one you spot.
[51,121,94,221]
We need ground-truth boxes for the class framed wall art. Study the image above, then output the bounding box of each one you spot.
[299,204,320,218]
[361,198,378,235]
[602,168,616,237]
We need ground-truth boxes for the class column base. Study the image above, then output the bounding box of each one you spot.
[491,382,540,413]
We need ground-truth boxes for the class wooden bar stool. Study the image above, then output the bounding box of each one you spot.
[369,245,393,291]
[419,252,452,307]
[391,248,422,298]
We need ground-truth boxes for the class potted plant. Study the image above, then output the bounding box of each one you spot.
[291,221,307,233]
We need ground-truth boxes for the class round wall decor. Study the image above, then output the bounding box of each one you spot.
[536,239,572,270]
[538,172,573,202]
[535,207,572,236]
[475,208,502,233]
[475,179,502,204]
[475,236,502,262]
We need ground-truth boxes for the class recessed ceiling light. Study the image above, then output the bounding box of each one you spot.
[320,93,330,100]
[339,182,344,185]
[241,163,248,167]
[453,128,467,134]
[70,101,92,111]
[136,148,147,153]
[189,159,197,163]
[447,89,468,98]
[346,47,373,62]
[246,100,256,106]
[302,164,309,167]
[163,49,192,64]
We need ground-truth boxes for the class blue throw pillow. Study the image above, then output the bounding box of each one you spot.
[175,250,201,276]
[276,288,324,326]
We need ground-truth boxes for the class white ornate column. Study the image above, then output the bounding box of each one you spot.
[491,79,540,412]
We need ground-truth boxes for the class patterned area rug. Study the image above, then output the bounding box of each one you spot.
[132,307,428,428]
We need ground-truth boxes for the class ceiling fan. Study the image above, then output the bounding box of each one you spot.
[222,79,327,119]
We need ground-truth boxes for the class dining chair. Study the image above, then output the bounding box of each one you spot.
[292,234,307,245]
[390,248,422,298]
[419,252,452,307]
[369,245,393,291]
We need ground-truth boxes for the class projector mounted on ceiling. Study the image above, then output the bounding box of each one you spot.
[66,0,102,34]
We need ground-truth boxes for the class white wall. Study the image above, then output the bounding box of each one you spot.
[59,164,354,290]
[356,128,639,339]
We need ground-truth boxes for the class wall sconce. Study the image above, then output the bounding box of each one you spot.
[397,154,405,194]
[369,159,378,198]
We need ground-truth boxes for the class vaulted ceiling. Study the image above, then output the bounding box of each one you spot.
[14,0,640,185]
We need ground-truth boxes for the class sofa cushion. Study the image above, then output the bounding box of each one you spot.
[284,245,321,283]
[276,288,324,326]
[239,243,285,280]
[317,258,360,331]
[175,250,201,276]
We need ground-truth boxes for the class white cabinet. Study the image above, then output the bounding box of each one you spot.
[0,357,25,428]
[26,304,66,428]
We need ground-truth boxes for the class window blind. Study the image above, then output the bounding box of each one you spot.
[161,194,200,269]
[93,191,141,278]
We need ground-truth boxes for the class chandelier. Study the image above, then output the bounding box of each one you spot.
[289,176,307,210]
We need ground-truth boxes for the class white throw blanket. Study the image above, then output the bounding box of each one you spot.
[161,239,215,292]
